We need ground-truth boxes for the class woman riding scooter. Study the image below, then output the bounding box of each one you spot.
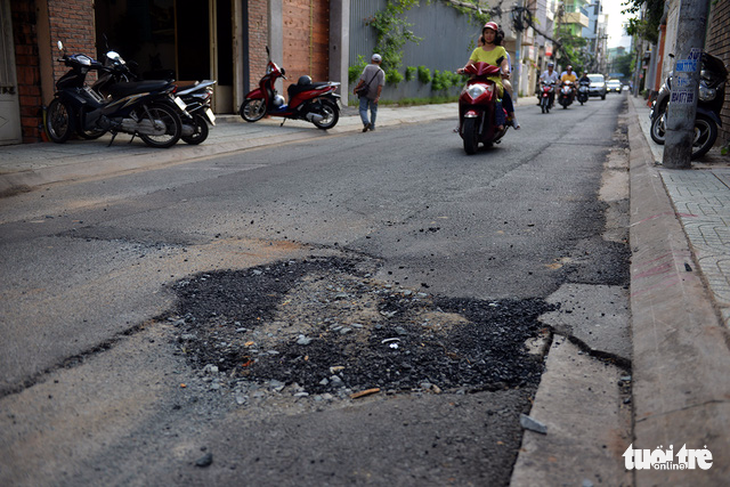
[457,21,515,131]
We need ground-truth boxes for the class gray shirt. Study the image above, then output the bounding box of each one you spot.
[359,64,385,99]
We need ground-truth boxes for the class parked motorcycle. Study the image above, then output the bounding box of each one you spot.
[577,80,590,105]
[92,49,216,145]
[539,80,555,114]
[457,61,510,155]
[239,48,340,129]
[558,80,575,109]
[649,51,727,159]
[173,80,217,144]
[45,41,183,148]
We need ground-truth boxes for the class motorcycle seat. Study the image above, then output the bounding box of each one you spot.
[108,80,172,98]
[287,81,330,99]
[175,81,199,91]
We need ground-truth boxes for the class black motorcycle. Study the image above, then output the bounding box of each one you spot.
[93,48,215,145]
[172,80,216,145]
[649,51,727,159]
[577,79,590,105]
[44,41,183,148]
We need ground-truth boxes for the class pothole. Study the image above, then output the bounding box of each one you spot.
[163,256,556,400]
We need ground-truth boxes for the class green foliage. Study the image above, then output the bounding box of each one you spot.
[431,69,460,91]
[417,65,432,84]
[347,94,459,107]
[405,66,417,81]
[386,68,404,85]
[365,0,423,73]
[348,55,368,84]
[555,25,589,68]
[622,0,665,44]
[439,0,489,26]
[613,52,634,78]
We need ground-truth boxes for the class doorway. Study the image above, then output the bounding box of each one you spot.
[0,0,22,145]
[95,0,236,113]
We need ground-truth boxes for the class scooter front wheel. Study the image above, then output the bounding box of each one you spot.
[240,98,267,122]
[462,118,479,155]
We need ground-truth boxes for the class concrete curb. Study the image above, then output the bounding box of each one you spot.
[627,99,730,484]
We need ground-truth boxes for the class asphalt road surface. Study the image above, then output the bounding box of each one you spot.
[0,95,630,486]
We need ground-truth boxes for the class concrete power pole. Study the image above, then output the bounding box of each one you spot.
[662,0,711,169]
[513,0,523,99]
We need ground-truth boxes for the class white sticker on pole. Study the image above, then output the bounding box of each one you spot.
[671,49,701,103]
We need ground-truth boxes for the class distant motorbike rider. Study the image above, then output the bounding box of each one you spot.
[539,62,560,108]
[560,65,577,90]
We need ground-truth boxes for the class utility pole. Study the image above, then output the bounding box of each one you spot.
[631,8,643,99]
[663,0,711,169]
[513,0,523,98]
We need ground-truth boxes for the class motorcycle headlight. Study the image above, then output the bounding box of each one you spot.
[699,84,716,102]
[466,84,487,99]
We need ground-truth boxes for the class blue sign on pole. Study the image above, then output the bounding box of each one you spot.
[676,60,698,73]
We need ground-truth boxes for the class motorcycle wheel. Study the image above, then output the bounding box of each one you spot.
[691,114,718,160]
[181,114,209,145]
[138,103,182,149]
[540,97,549,114]
[45,98,75,143]
[311,100,339,130]
[240,98,267,122]
[650,112,666,145]
[462,118,479,155]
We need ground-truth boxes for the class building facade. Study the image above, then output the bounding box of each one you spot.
[644,0,729,148]
[2,0,349,145]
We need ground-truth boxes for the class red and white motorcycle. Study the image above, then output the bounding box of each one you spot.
[239,48,340,129]
[539,80,555,114]
[457,61,510,155]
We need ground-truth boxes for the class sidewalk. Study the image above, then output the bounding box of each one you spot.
[1,97,729,483]
[628,94,730,484]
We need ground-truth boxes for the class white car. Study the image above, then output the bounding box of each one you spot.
[587,74,607,99]
[606,79,623,93]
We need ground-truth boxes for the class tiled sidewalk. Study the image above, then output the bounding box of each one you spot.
[661,169,730,324]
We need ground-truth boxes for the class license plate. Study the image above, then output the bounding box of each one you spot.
[173,96,187,111]
[205,107,216,125]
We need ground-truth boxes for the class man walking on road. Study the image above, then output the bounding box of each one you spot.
[353,54,385,132]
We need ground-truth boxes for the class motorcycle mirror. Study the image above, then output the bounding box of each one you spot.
[106,51,123,63]
[57,40,64,52]
[281,67,286,75]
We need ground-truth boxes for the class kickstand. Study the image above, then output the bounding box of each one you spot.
[279,119,286,127]
[107,131,118,147]
[129,133,137,144]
